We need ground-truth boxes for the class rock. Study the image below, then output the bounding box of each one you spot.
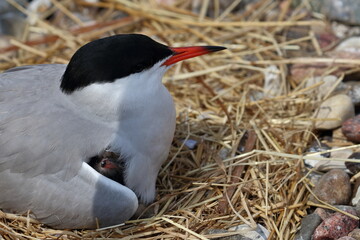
[342,81,360,107]
[307,142,331,158]
[294,213,322,240]
[352,177,360,206]
[312,207,359,240]
[307,157,347,172]
[290,63,335,85]
[305,75,339,99]
[312,169,351,205]
[349,229,360,240]
[346,152,360,174]
[331,22,360,39]
[0,1,27,38]
[311,24,339,49]
[290,38,360,85]
[305,142,331,170]
[309,172,324,186]
[229,224,269,240]
[298,0,360,25]
[182,139,198,150]
[204,224,268,240]
[315,208,332,221]
[333,127,348,142]
[335,37,360,53]
[304,152,327,170]
[343,115,360,143]
[305,146,350,172]
[331,148,354,159]
[315,94,355,130]
[338,237,356,240]
[336,205,358,213]
[219,148,231,160]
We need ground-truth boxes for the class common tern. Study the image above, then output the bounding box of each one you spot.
[0,34,225,229]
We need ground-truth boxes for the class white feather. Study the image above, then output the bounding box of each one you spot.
[68,60,176,203]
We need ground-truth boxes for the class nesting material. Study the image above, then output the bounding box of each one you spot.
[0,0,359,239]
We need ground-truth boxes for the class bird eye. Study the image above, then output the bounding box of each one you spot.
[133,62,147,73]
[100,160,107,168]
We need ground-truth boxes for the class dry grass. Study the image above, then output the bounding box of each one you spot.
[0,0,359,239]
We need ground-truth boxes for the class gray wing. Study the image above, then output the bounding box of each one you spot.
[0,161,138,229]
[0,65,138,228]
[0,64,114,179]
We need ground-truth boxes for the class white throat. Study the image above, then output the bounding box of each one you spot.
[65,61,176,203]
[67,62,169,122]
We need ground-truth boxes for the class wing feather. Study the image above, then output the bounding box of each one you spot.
[0,64,114,179]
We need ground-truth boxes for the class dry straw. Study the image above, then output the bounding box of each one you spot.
[0,0,358,239]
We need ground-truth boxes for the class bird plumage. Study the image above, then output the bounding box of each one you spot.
[0,34,225,229]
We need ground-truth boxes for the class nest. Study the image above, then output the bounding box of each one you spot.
[0,0,358,239]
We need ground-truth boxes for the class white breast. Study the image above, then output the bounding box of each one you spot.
[67,61,176,203]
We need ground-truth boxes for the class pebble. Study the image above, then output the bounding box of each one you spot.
[346,152,360,174]
[349,229,360,240]
[315,94,355,130]
[315,208,332,220]
[0,1,27,39]
[338,237,357,240]
[352,177,360,205]
[290,37,360,85]
[305,75,339,99]
[342,81,360,107]
[305,146,350,172]
[312,169,351,205]
[335,37,360,53]
[307,142,331,158]
[309,172,324,187]
[182,139,198,150]
[343,115,360,143]
[219,148,231,160]
[298,0,360,25]
[312,207,359,240]
[333,127,348,142]
[331,148,354,159]
[312,24,339,49]
[229,224,269,240]
[305,142,331,170]
[204,224,268,240]
[336,205,358,213]
[294,213,322,240]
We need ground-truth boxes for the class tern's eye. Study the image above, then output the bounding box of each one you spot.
[133,58,157,73]
[133,62,147,73]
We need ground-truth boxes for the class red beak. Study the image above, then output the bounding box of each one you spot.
[162,46,226,66]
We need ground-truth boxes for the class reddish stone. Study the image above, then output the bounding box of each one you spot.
[343,115,360,143]
[290,51,360,84]
[316,32,339,49]
[312,208,359,240]
[314,208,332,220]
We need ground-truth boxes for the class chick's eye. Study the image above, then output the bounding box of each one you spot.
[100,160,107,168]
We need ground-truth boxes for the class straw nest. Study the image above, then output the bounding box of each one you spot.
[0,0,357,239]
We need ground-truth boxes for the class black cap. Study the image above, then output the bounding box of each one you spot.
[60,34,173,93]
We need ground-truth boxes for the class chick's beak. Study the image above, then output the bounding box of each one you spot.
[162,46,226,66]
